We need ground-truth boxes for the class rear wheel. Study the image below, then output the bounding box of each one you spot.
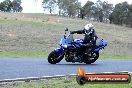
[48,51,64,64]
[84,52,99,64]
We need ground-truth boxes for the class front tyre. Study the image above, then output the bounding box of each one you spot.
[48,51,64,64]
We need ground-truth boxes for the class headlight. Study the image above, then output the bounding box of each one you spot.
[59,41,62,45]
[62,45,67,48]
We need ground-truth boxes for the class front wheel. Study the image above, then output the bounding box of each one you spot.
[48,51,64,64]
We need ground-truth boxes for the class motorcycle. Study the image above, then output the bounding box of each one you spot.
[48,28,108,64]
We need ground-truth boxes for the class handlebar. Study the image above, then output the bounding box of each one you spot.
[70,41,82,46]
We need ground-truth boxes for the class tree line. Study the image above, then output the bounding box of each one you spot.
[0,0,22,12]
[0,0,131,27]
[42,0,132,28]
[42,0,113,22]
[109,2,132,27]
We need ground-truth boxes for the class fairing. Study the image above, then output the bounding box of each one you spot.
[94,40,108,52]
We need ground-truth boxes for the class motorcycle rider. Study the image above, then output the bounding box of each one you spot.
[70,23,98,56]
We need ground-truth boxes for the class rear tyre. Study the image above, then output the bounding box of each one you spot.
[85,61,92,64]
[48,51,64,64]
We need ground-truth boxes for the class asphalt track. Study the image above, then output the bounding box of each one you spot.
[0,58,132,80]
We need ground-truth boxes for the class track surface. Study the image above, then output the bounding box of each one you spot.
[0,58,132,79]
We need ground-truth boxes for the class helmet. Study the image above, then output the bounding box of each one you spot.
[84,23,93,30]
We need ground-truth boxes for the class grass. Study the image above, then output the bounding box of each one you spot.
[100,55,132,60]
[0,13,132,59]
[0,76,132,88]
[0,52,48,58]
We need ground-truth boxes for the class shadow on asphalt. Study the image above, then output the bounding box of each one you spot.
[47,63,99,66]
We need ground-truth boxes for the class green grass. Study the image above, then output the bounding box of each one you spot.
[100,55,132,60]
[0,52,48,58]
[0,76,132,88]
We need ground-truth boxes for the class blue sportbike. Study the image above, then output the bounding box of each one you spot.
[48,29,108,64]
